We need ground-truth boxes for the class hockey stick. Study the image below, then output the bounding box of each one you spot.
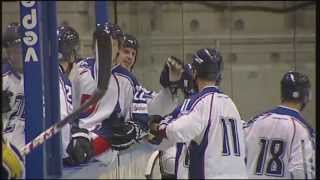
[300,139,308,179]
[20,30,112,156]
[145,150,160,179]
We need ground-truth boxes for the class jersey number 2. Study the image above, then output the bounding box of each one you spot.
[255,138,285,177]
[221,117,240,156]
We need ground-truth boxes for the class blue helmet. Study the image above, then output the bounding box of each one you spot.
[57,25,80,61]
[2,22,21,48]
[281,71,311,106]
[191,48,223,83]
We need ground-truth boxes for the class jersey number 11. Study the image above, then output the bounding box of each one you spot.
[221,117,241,156]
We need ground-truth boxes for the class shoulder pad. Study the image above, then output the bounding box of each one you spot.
[77,57,96,79]
[112,65,140,88]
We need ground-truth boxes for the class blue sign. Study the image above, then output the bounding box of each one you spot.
[20,1,45,178]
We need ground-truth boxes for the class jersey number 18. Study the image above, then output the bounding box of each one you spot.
[255,138,285,177]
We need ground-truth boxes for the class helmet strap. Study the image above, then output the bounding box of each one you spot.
[192,73,199,93]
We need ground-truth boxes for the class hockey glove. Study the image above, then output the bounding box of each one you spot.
[148,115,163,135]
[109,121,139,151]
[160,56,184,89]
[2,139,25,179]
[65,127,94,166]
[2,90,13,113]
[147,115,166,145]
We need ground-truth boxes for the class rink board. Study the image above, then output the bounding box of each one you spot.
[62,141,161,179]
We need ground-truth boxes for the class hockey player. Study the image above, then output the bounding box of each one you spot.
[114,34,195,179]
[56,25,82,161]
[101,32,194,179]
[66,25,188,170]
[115,33,185,116]
[64,22,145,166]
[146,62,194,179]
[148,48,248,179]
[244,71,315,179]
[115,33,139,72]
[2,89,25,179]
[2,22,26,150]
[2,22,78,165]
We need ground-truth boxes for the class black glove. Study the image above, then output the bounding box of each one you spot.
[147,115,166,145]
[160,56,184,89]
[2,90,13,113]
[148,115,163,136]
[65,127,94,166]
[109,121,139,151]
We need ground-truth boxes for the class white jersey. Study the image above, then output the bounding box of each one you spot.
[75,57,120,130]
[158,85,248,179]
[154,104,190,179]
[147,87,180,116]
[146,88,184,178]
[2,63,25,150]
[58,66,73,158]
[75,57,150,138]
[2,63,73,158]
[244,105,315,179]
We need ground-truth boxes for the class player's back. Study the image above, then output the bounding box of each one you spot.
[179,86,247,179]
[244,105,314,179]
[201,88,247,178]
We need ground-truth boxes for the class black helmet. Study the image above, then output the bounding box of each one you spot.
[120,33,139,70]
[281,71,311,105]
[121,33,138,51]
[92,22,123,52]
[93,22,123,42]
[191,48,223,83]
[2,22,21,48]
[57,25,80,61]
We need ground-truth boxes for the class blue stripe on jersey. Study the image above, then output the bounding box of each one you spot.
[182,86,221,113]
[271,106,315,137]
[112,64,140,91]
[58,65,72,87]
[164,86,221,178]
[77,57,96,79]
[58,66,73,111]
[188,93,214,179]
[9,142,24,162]
[2,63,21,79]
[175,143,184,177]
[245,106,315,138]
[166,105,183,124]
[133,99,147,104]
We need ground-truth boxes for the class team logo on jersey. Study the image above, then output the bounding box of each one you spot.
[4,94,25,133]
[65,84,73,112]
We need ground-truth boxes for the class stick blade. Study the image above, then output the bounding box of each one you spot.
[95,31,112,91]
